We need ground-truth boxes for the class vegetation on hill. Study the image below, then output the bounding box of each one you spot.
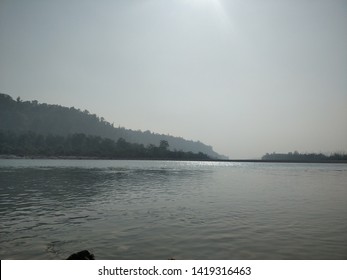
[0,93,226,159]
[0,130,211,160]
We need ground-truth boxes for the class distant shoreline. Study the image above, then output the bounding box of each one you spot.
[1,154,347,164]
[211,159,347,164]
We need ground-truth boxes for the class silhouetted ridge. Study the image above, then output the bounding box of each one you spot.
[0,93,226,159]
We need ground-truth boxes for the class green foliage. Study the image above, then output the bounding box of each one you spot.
[0,130,211,160]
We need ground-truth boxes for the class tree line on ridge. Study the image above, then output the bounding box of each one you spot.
[0,130,211,160]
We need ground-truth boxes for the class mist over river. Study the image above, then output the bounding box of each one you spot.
[1,159,346,259]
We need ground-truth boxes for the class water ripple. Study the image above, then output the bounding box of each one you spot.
[1,160,347,259]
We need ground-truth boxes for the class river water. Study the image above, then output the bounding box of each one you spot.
[0,159,346,259]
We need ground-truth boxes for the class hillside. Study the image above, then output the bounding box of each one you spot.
[0,93,226,159]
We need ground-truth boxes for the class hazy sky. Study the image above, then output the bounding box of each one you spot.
[1,0,346,158]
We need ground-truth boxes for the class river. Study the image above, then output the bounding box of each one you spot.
[0,159,346,259]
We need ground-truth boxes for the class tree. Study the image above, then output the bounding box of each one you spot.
[159,140,169,151]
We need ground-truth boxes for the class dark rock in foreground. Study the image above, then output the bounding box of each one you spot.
[67,250,95,260]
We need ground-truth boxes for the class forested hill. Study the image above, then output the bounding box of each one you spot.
[0,93,226,159]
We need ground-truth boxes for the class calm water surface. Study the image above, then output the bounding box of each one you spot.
[0,159,346,259]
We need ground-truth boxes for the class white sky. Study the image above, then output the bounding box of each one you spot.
[1,0,346,159]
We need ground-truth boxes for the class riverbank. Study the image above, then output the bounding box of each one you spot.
[1,154,347,164]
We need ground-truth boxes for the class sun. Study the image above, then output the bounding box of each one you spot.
[187,0,223,10]
[183,0,229,23]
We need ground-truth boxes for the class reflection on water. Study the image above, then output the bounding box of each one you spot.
[0,160,347,259]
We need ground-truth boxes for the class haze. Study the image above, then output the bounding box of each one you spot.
[1,0,346,159]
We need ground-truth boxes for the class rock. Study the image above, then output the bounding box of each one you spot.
[66,250,95,260]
